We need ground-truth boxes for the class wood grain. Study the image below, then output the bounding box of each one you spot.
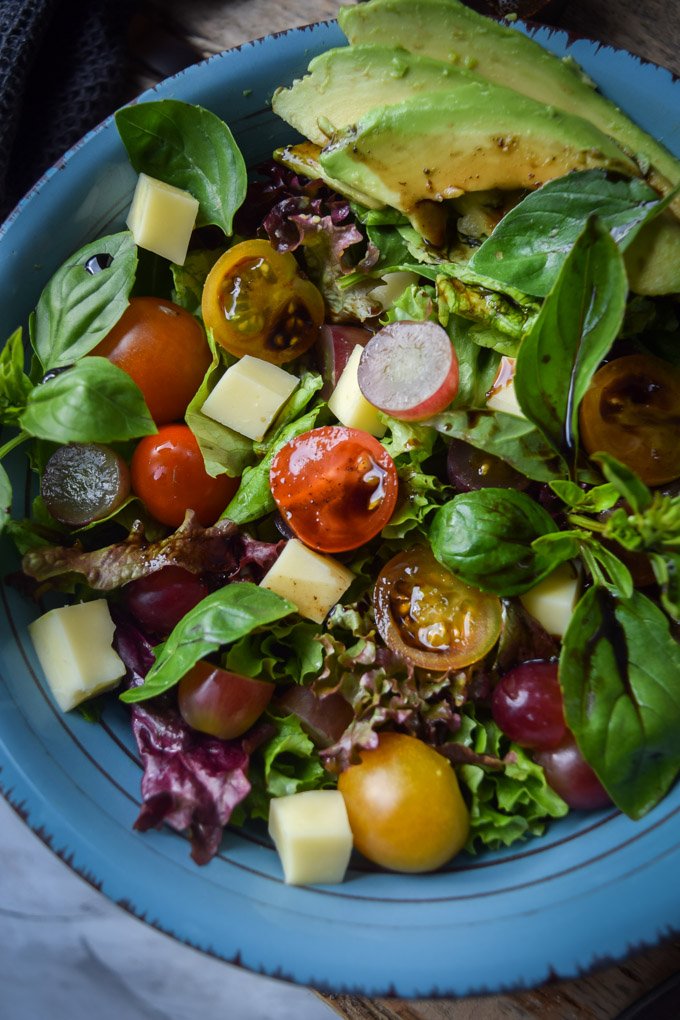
[131,2,680,1017]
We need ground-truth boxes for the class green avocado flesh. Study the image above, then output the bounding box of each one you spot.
[338,0,680,208]
[272,44,476,147]
[319,85,638,237]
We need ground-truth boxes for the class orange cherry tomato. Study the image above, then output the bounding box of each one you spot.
[201,239,324,365]
[130,424,239,528]
[338,732,470,873]
[579,354,680,486]
[91,297,210,425]
[269,425,399,553]
[373,547,502,670]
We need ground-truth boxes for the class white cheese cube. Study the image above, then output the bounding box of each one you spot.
[126,172,199,265]
[369,270,420,311]
[520,562,581,638]
[486,356,526,418]
[268,790,353,885]
[327,345,385,438]
[201,355,298,441]
[28,600,125,712]
[260,538,354,624]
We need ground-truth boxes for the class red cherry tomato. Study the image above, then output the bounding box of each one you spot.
[269,425,399,553]
[579,354,680,486]
[201,239,325,365]
[130,424,239,528]
[91,297,211,425]
[373,546,502,670]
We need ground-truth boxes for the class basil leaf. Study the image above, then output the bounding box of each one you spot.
[427,407,566,483]
[470,170,664,297]
[115,100,247,236]
[121,582,295,703]
[0,462,11,532]
[651,551,680,621]
[550,478,620,514]
[592,452,652,514]
[560,587,680,818]
[0,328,32,425]
[429,488,562,596]
[443,318,501,409]
[32,232,137,372]
[20,357,156,443]
[514,217,627,465]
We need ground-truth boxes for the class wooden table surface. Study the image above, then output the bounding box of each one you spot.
[130,3,680,1018]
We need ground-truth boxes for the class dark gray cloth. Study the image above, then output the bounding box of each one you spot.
[0,0,134,221]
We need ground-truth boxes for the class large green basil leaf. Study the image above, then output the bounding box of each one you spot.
[121,583,295,703]
[20,357,156,443]
[32,232,137,372]
[116,100,247,235]
[560,586,680,818]
[427,407,566,482]
[429,488,563,596]
[0,327,32,426]
[514,217,627,465]
[470,170,666,297]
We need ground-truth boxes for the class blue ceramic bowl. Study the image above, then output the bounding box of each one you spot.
[1,20,679,999]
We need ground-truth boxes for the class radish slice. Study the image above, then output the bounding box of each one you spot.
[318,324,372,399]
[357,320,459,421]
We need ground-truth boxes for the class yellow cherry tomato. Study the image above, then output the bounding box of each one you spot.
[201,238,325,364]
[338,732,470,873]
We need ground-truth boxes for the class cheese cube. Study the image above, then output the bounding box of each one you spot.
[327,345,385,438]
[126,172,199,265]
[268,790,353,885]
[486,356,526,418]
[260,538,354,624]
[28,600,126,712]
[520,562,581,638]
[369,270,420,311]
[201,355,298,441]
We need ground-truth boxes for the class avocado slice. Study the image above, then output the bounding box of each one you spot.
[272,44,475,147]
[319,85,639,243]
[273,140,383,209]
[339,0,680,213]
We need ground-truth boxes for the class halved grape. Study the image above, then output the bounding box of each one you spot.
[42,443,130,527]
[446,437,529,492]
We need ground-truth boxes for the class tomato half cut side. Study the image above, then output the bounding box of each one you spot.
[374,546,502,670]
[579,353,680,486]
[269,425,399,553]
[201,239,325,365]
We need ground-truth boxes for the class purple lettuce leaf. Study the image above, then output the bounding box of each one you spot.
[131,702,251,866]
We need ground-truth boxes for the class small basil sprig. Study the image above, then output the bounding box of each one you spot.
[19,357,156,443]
[514,217,628,469]
[429,488,561,596]
[115,99,247,236]
[0,327,32,427]
[32,232,137,372]
[470,170,676,297]
[560,586,680,819]
[121,583,295,703]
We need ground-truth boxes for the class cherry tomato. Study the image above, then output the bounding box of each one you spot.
[338,732,470,872]
[130,424,239,528]
[373,546,502,670]
[201,239,325,365]
[270,425,399,553]
[178,660,274,740]
[579,354,680,486]
[91,297,210,425]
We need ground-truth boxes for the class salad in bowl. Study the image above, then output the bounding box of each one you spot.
[1,0,679,920]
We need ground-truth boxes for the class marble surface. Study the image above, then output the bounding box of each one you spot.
[0,795,336,1020]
